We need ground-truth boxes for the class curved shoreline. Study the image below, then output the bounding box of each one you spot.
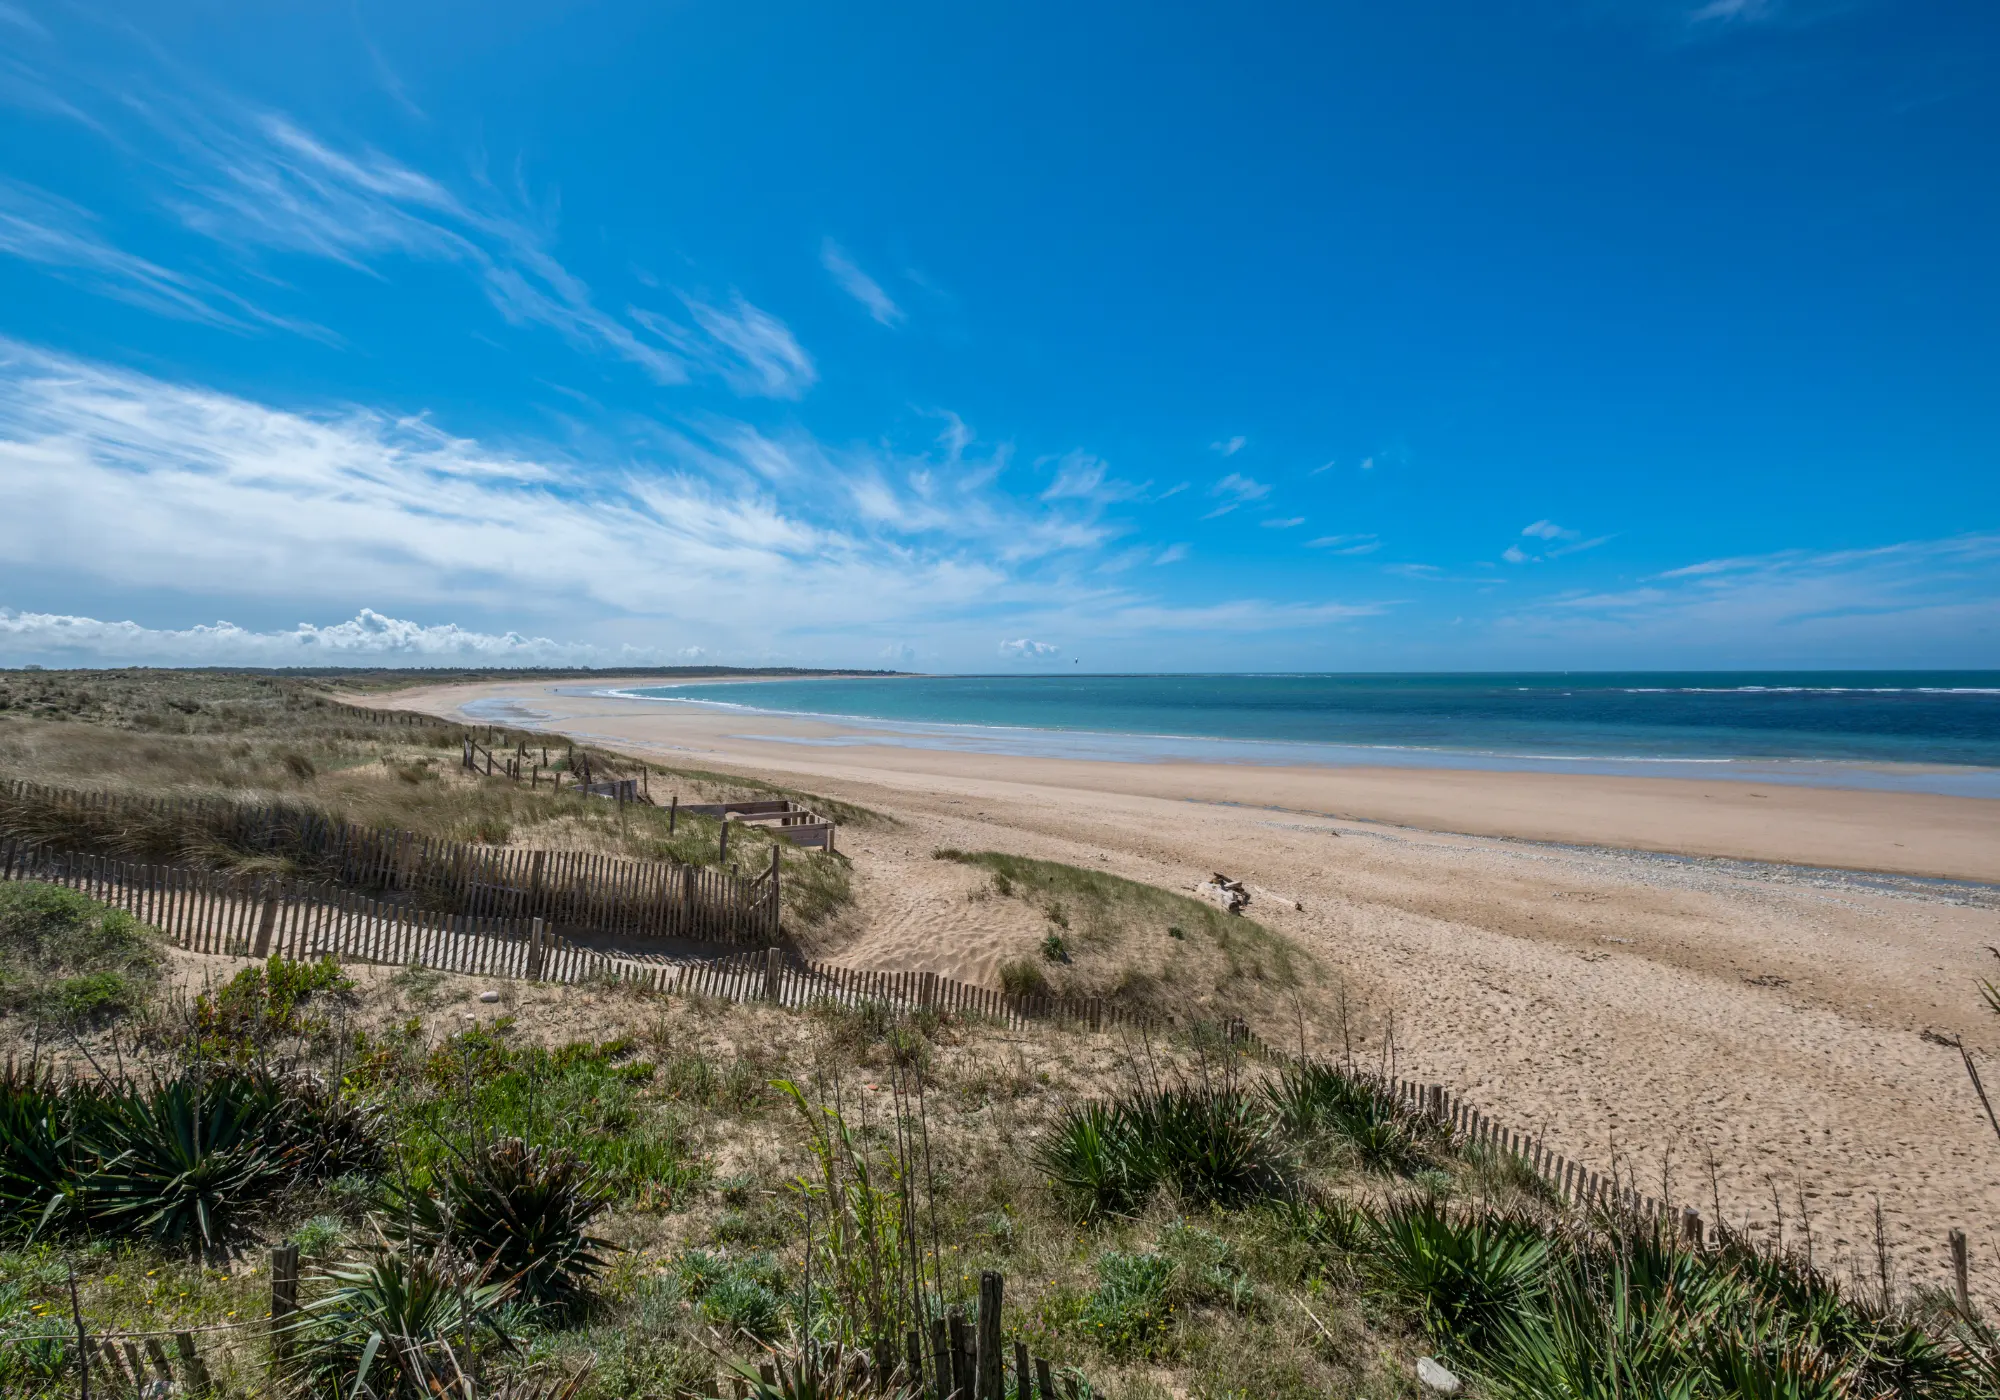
[402,677,2000,883]
[602,679,2000,800]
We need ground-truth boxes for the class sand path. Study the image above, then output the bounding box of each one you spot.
[358,678,2000,1302]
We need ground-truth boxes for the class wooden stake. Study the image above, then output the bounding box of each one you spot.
[250,891,279,959]
[1950,1228,1971,1314]
[270,1244,300,1371]
[68,1264,90,1400]
[976,1272,1004,1400]
[174,1332,212,1395]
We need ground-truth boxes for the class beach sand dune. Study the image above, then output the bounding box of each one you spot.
[367,678,2000,1303]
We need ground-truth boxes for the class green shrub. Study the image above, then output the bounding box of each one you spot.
[1364,1199,1549,1353]
[1081,1249,1175,1356]
[674,1249,788,1340]
[1036,1103,1154,1221]
[1040,933,1071,964]
[88,1072,299,1249]
[290,1214,351,1259]
[0,881,162,1025]
[1263,1060,1428,1175]
[191,954,353,1059]
[388,1137,614,1314]
[1124,1086,1284,1209]
[1035,1087,1283,1221]
[1000,958,1051,997]
[353,1034,703,1198]
[285,1249,514,1400]
[0,1064,380,1247]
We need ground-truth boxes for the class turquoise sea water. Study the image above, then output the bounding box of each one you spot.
[608,672,2000,798]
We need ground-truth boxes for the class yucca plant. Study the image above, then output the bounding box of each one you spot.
[283,1248,515,1400]
[1365,1198,1550,1353]
[0,1065,112,1239]
[1037,1086,1283,1220]
[1124,1086,1283,1207]
[1035,1101,1159,1221]
[1265,1060,1427,1174]
[87,1070,297,1249]
[1479,1250,1704,1400]
[387,1137,613,1314]
[269,1072,386,1180]
[735,1342,919,1400]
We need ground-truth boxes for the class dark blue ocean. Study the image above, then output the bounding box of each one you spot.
[609,673,2000,797]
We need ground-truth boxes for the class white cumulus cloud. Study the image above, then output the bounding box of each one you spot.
[998,638,1060,659]
[0,607,617,666]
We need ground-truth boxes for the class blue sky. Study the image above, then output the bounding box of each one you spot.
[0,0,1995,671]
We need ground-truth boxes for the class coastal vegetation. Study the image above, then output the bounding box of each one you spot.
[1,882,1997,1398]
[0,668,872,931]
[935,847,1311,1025]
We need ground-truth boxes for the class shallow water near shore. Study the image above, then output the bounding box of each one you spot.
[611,671,2000,798]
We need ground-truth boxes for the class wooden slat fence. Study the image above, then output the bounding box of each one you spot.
[0,779,777,942]
[0,840,1849,1261]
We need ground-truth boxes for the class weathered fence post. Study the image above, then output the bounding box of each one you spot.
[1950,1228,1971,1313]
[769,843,782,939]
[174,1331,212,1395]
[928,1318,951,1400]
[947,1308,971,1399]
[270,1244,300,1371]
[719,818,730,866]
[976,1272,1004,1400]
[764,946,783,1003]
[669,793,679,834]
[528,917,547,980]
[250,890,280,959]
[1681,1208,1703,1248]
[67,1264,90,1400]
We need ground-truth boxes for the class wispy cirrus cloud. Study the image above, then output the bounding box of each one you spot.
[1209,435,1245,457]
[1261,516,1305,530]
[0,339,997,637]
[0,177,323,337]
[820,238,904,326]
[1,75,816,396]
[1041,449,1146,505]
[1308,533,1379,554]
[1202,471,1270,519]
[1503,519,1611,565]
[1501,533,2000,662]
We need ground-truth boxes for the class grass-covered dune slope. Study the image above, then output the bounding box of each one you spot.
[3,882,1996,1400]
[933,848,1314,1030]
[0,669,873,934]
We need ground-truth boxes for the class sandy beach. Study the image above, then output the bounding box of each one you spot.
[361,676,2000,1302]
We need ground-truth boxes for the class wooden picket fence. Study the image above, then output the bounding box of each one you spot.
[0,779,778,941]
[9,836,1976,1303]
[0,838,1162,1025]
[0,837,1645,1233]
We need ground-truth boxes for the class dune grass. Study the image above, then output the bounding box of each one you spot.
[4,943,1995,1400]
[0,669,870,929]
[0,881,165,1027]
[934,848,1309,1024]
